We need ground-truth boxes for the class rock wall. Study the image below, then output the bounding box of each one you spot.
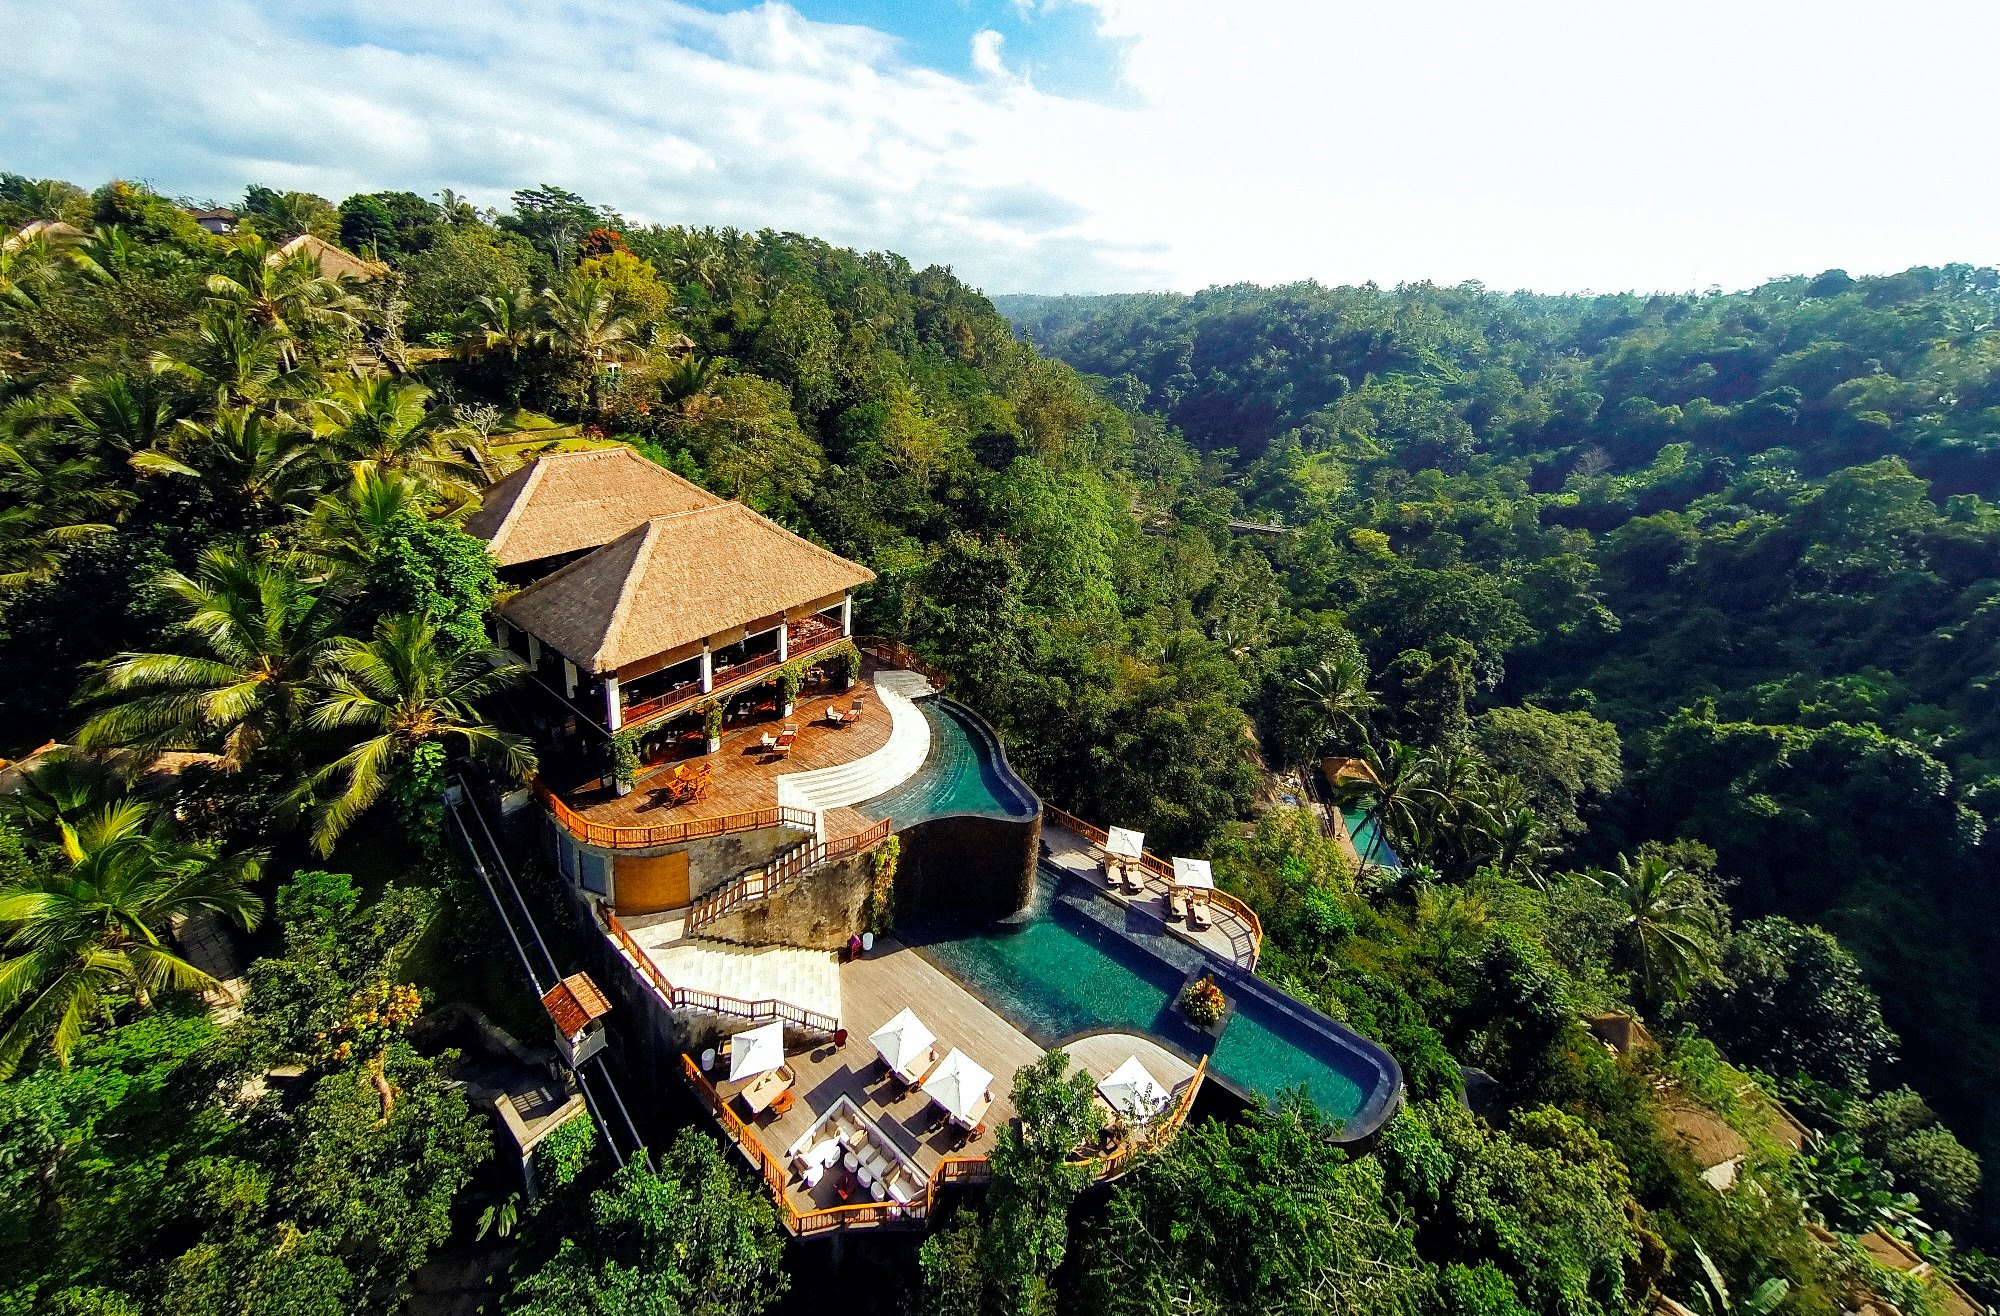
[696,850,874,950]
[896,809,1042,922]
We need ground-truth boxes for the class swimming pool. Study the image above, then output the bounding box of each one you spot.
[906,873,1401,1138]
[1343,807,1401,870]
[858,697,1038,828]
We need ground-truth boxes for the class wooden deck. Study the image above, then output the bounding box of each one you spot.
[1042,821,1259,968]
[561,660,896,829]
[708,937,1043,1214]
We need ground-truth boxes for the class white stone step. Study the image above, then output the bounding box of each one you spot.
[776,680,931,815]
[644,938,842,1022]
[874,669,935,700]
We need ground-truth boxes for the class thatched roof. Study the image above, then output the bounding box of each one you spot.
[464,447,722,567]
[502,503,875,674]
[3,220,84,251]
[274,233,388,282]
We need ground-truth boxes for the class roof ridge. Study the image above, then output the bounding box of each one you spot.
[596,519,664,671]
[486,457,549,558]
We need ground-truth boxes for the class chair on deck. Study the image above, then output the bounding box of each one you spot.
[772,724,798,758]
[1167,890,1189,921]
[1188,899,1213,931]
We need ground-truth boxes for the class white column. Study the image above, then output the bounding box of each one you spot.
[604,674,622,732]
[563,658,578,698]
[527,633,541,665]
[776,620,789,662]
[700,641,713,693]
[840,593,853,636]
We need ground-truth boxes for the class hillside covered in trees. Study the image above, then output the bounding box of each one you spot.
[0,172,1993,1316]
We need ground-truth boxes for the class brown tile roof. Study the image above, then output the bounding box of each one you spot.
[275,233,388,282]
[464,447,723,567]
[541,973,611,1037]
[502,503,875,674]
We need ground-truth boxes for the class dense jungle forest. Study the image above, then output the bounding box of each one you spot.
[0,171,1993,1316]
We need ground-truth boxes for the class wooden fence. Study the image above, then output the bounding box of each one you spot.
[685,817,894,936]
[537,780,816,850]
[1042,804,1265,964]
[606,910,840,1035]
[852,634,952,693]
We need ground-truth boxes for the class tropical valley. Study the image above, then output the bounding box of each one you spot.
[0,170,1996,1316]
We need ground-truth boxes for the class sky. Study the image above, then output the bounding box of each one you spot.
[7,1,2000,296]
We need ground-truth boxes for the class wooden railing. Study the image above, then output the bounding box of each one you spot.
[681,1053,930,1235]
[1043,805,1265,965]
[606,910,839,1034]
[852,634,951,692]
[613,631,852,735]
[537,780,817,850]
[678,1052,1201,1237]
[1073,1056,1207,1180]
[686,817,894,936]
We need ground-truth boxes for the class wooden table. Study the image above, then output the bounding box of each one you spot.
[738,1065,795,1115]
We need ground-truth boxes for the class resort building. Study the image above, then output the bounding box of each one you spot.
[474,447,1403,1236]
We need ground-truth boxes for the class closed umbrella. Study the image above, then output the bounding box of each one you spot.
[729,1021,786,1082]
[922,1048,994,1126]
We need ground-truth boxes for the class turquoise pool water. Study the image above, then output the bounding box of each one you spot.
[859,698,1038,828]
[909,878,1391,1130]
[1343,807,1401,869]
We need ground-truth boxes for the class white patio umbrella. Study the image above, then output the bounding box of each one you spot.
[729,1021,786,1082]
[869,1007,937,1077]
[922,1048,994,1126]
[1105,826,1146,860]
[1097,1055,1171,1123]
[1170,857,1214,892]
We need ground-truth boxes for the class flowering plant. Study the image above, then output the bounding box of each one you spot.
[1181,975,1226,1027]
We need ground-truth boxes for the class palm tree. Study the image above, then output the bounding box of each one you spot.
[156,306,287,406]
[658,352,725,417]
[305,613,534,854]
[541,278,634,409]
[1480,780,1555,882]
[77,545,344,768]
[1580,852,1723,1010]
[1288,649,1379,759]
[205,236,361,367]
[0,406,132,588]
[312,374,478,500]
[1341,741,1433,864]
[458,287,546,362]
[305,465,429,572]
[1685,1243,1789,1316]
[54,368,184,457]
[131,406,325,522]
[0,802,261,1075]
[1414,743,1496,875]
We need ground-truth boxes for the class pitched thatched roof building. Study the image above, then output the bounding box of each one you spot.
[3,220,85,251]
[466,447,722,578]
[503,503,874,676]
[274,233,388,282]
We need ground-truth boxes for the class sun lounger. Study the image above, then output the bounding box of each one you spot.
[1189,901,1212,931]
[1168,891,1188,920]
[1125,865,1147,894]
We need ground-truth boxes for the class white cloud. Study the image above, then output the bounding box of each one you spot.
[971,29,1009,79]
[5,1,2000,294]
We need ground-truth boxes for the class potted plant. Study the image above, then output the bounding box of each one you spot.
[609,729,642,797]
[1179,975,1227,1030]
[699,700,724,753]
[776,661,804,717]
[828,639,861,691]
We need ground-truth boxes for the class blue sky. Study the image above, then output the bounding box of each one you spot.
[6,1,2000,295]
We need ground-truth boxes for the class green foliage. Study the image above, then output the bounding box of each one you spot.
[866,834,898,935]
[361,511,499,655]
[1080,1099,1424,1316]
[1472,704,1622,835]
[609,728,642,786]
[508,1131,787,1316]
[532,1112,598,1191]
[982,1051,1104,1314]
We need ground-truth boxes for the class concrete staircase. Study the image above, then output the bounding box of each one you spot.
[626,916,843,1023]
[776,676,931,814]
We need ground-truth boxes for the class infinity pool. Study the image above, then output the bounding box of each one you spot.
[859,697,1038,828]
[908,874,1397,1134]
[1343,807,1401,869]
